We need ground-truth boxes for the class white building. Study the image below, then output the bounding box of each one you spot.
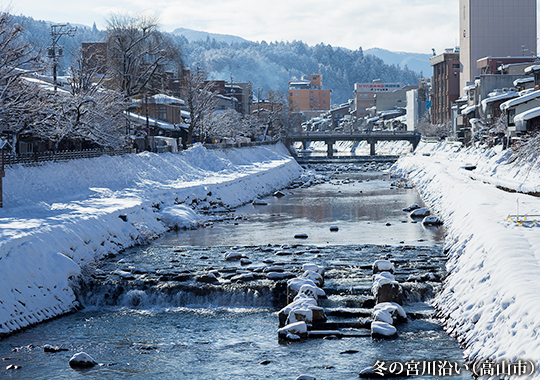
[459,0,537,92]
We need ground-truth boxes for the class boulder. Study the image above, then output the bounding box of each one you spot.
[296,375,316,380]
[371,321,398,339]
[302,270,324,287]
[329,225,339,232]
[68,352,97,369]
[230,273,255,282]
[224,251,243,261]
[402,203,420,212]
[294,233,309,239]
[252,199,268,206]
[373,282,403,305]
[422,215,443,226]
[373,302,407,325]
[268,272,295,281]
[278,321,308,340]
[372,260,395,274]
[273,191,286,198]
[44,344,69,353]
[196,273,219,284]
[410,207,430,218]
[302,263,325,277]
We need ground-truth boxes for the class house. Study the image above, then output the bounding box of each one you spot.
[500,90,540,134]
[353,81,402,122]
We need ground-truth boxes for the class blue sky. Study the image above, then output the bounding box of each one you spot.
[5,0,486,53]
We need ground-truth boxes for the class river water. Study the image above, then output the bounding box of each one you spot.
[0,163,472,379]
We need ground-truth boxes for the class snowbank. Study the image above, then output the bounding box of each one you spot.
[0,143,303,335]
[394,141,540,371]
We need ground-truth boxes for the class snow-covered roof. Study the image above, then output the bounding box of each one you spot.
[461,105,476,115]
[513,77,534,87]
[149,94,185,105]
[463,85,475,94]
[514,106,540,123]
[500,90,540,111]
[456,96,468,103]
[125,111,188,131]
[480,91,518,108]
[524,65,540,74]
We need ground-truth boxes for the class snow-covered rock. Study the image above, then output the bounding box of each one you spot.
[302,270,324,287]
[371,321,398,339]
[373,302,407,325]
[278,321,308,340]
[422,215,443,226]
[68,352,97,368]
[410,207,430,218]
[372,259,395,274]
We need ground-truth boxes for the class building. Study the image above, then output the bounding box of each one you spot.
[288,74,331,113]
[430,49,460,124]
[353,81,402,121]
[459,0,537,92]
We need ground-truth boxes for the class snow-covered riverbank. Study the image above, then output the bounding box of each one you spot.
[394,141,540,374]
[0,143,303,336]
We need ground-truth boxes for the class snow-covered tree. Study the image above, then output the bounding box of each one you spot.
[106,13,182,98]
[200,109,244,142]
[0,11,45,148]
[180,69,218,144]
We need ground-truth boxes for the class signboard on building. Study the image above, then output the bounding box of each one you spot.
[355,83,402,93]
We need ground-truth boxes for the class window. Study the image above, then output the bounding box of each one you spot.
[295,93,299,97]
[323,93,328,97]
[295,100,299,104]
[508,109,516,126]
[452,63,460,69]
[323,100,327,104]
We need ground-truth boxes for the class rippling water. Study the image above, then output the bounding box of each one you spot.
[0,165,471,379]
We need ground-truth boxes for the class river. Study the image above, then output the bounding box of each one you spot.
[0,162,471,379]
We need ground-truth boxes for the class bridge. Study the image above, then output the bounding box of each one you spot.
[282,131,422,157]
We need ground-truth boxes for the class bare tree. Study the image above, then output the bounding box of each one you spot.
[106,13,182,98]
[180,69,218,145]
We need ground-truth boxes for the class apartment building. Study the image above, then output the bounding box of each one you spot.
[288,74,331,113]
[430,49,460,124]
[459,0,537,92]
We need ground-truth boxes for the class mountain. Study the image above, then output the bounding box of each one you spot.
[365,48,433,77]
[171,28,248,44]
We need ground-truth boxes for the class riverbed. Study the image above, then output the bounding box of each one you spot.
[0,164,471,379]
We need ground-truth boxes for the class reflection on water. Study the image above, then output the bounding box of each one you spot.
[157,171,445,247]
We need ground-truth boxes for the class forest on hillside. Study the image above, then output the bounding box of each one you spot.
[11,14,420,104]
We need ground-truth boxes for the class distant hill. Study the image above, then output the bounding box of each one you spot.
[171,28,248,44]
[365,48,432,77]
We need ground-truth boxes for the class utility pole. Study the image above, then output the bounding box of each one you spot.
[48,24,77,92]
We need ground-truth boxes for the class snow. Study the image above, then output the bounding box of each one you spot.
[0,142,303,335]
[393,141,540,371]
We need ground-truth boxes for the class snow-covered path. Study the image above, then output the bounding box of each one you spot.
[394,142,540,374]
[0,143,303,335]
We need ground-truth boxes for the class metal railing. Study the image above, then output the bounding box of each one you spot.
[2,148,132,167]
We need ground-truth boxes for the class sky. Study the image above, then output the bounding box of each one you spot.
[7,0,464,54]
